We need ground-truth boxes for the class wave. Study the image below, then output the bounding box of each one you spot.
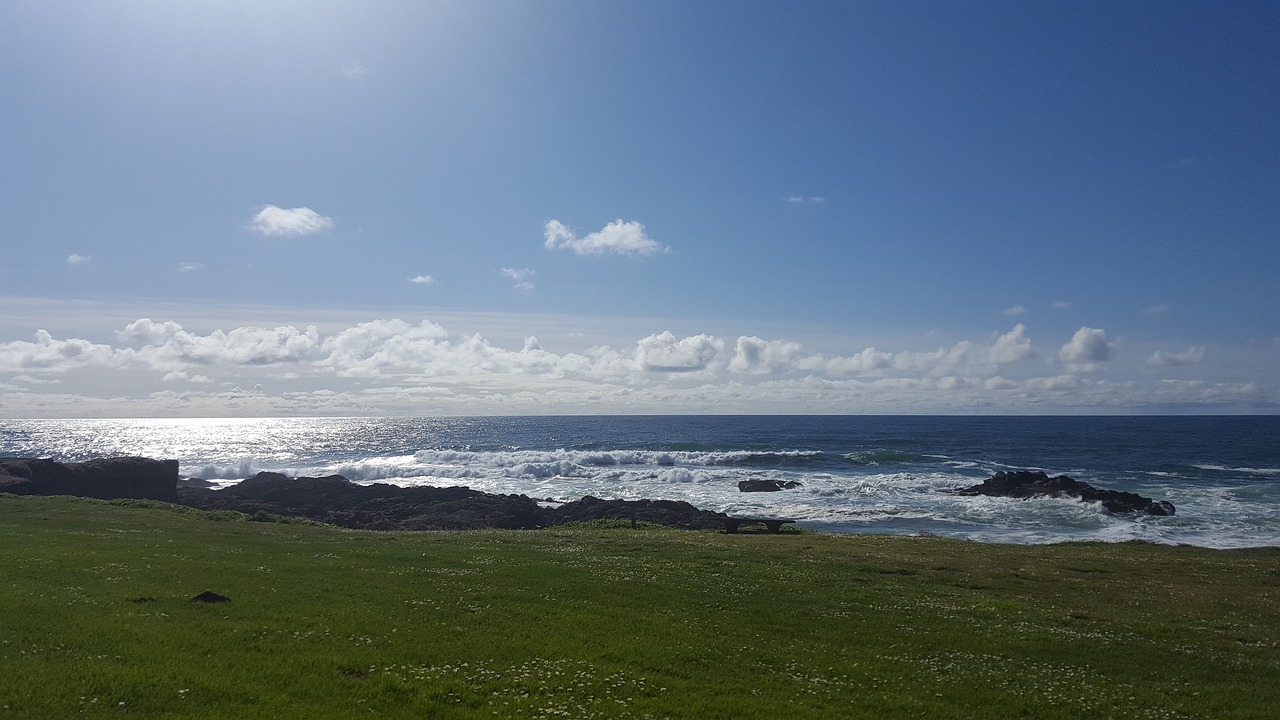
[843,450,936,466]
[410,447,832,472]
[1193,464,1280,478]
[189,458,267,480]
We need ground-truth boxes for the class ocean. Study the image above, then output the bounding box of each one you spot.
[2,415,1277,548]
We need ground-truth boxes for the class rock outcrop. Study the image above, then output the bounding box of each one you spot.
[177,471,733,531]
[178,471,545,531]
[0,457,179,502]
[546,495,729,530]
[955,470,1176,516]
[2,457,736,532]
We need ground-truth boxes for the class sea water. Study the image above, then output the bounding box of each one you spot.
[2,415,1277,548]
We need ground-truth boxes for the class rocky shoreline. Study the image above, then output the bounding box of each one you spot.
[2,457,1177,531]
[1,457,729,531]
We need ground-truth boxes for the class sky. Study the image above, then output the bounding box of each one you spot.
[1,0,1277,417]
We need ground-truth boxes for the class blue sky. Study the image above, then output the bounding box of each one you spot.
[1,0,1277,416]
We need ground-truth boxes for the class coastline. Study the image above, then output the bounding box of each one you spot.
[2,457,1184,540]
[3,415,1278,547]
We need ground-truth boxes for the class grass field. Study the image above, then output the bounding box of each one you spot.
[2,494,1278,719]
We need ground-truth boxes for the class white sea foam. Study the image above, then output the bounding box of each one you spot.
[1194,464,1280,477]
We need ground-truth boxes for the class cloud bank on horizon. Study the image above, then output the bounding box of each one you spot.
[1,1,1276,416]
[0,317,1267,417]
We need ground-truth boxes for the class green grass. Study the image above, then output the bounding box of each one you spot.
[1,494,1278,719]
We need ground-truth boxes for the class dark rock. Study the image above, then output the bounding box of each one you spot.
[5,457,742,533]
[180,471,546,531]
[0,457,179,502]
[191,591,230,603]
[130,597,157,603]
[547,495,729,530]
[181,473,734,531]
[737,479,803,492]
[955,470,1175,516]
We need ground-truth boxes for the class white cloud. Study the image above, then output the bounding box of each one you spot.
[0,330,116,371]
[163,370,214,383]
[988,324,1035,364]
[815,347,895,375]
[316,319,452,377]
[408,275,434,285]
[1143,304,1172,316]
[176,263,203,273]
[1059,326,1114,372]
[635,332,723,373]
[0,318,1270,416]
[786,195,826,205]
[67,254,91,265]
[501,268,536,291]
[1001,305,1029,317]
[729,325,1033,378]
[730,336,805,375]
[1146,346,1206,367]
[162,325,321,366]
[247,205,334,237]
[116,318,184,346]
[544,219,667,256]
[1050,301,1072,310]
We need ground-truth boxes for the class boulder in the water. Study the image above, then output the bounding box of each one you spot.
[955,470,1175,516]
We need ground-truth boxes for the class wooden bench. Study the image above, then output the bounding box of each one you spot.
[717,516,799,534]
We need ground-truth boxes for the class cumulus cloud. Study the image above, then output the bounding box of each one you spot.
[635,332,722,373]
[316,319,451,377]
[116,319,184,346]
[408,275,434,285]
[815,347,896,375]
[1059,326,1114,372]
[730,336,805,375]
[247,205,334,237]
[0,330,117,371]
[66,254,91,265]
[988,324,1035,364]
[544,219,667,256]
[1146,346,1206,367]
[168,325,321,366]
[108,319,321,376]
